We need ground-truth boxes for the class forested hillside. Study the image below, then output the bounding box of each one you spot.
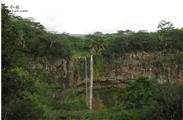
[2,4,183,120]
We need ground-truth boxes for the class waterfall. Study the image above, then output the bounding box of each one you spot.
[85,57,88,106]
[89,55,93,110]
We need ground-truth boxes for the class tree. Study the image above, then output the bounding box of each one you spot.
[87,35,105,55]
[157,20,174,32]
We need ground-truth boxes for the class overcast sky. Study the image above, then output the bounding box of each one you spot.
[2,0,183,34]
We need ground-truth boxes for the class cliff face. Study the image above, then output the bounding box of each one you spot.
[31,57,69,88]
[103,52,183,83]
[30,56,86,88]
[69,52,183,86]
[30,52,183,88]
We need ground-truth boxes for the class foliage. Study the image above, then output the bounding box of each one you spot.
[120,77,157,109]
[2,4,70,120]
[87,77,183,120]
[155,83,183,120]
[158,20,174,32]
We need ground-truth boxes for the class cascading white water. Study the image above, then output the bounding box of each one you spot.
[85,57,89,106]
[89,55,93,110]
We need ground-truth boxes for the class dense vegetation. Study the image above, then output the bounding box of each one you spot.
[2,4,183,120]
[2,4,70,120]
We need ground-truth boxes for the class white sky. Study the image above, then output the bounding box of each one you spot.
[2,0,183,34]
